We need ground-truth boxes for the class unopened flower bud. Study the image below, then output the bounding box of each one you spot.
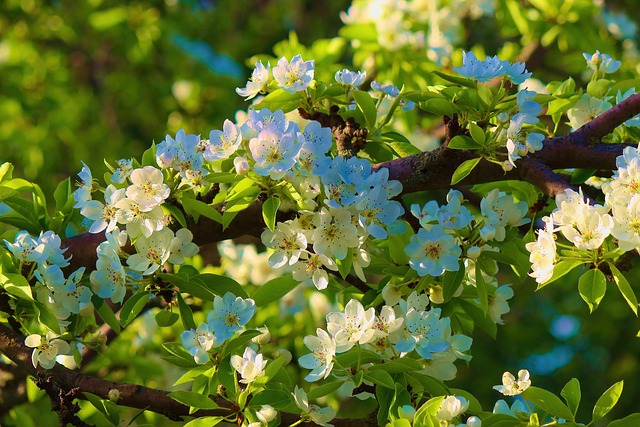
[108,389,120,402]
[480,225,496,241]
[399,405,416,422]
[256,404,277,423]
[429,285,444,304]
[252,326,271,346]
[466,416,482,427]
[272,349,292,365]
[234,156,250,175]
[467,245,481,259]
[502,161,514,172]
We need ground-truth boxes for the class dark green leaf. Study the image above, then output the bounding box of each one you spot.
[91,297,120,334]
[120,291,151,327]
[364,370,395,389]
[447,135,481,150]
[609,263,638,316]
[155,310,179,327]
[168,391,220,410]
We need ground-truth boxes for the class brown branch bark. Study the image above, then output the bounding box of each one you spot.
[0,323,375,426]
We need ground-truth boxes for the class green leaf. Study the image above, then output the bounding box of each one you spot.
[376,384,396,426]
[307,380,346,400]
[91,296,120,334]
[103,400,120,426]
[609,263,638,316]
[140,142,157,167]
[578,269,606,313]
[155,310,179,327]
[183,416,224,427]
[352,90,377,130]
[176,293,197,330]
[475,262,488,315]
[120,291,151,327]
[195,274,248,298]
[523,386,575,421]
[451,157,481,185]
[336,248,353,280]
[469,123,486,145]
[162,203,188,229]
[223,330,262,356]
[261,196,280,231]
[431,70,477,88]
[421,98,457,116]
[537,260,585,290]
[364,370,395,389]
[442,261,465,303]
[181,198,222,224]
[561,378,581,417]
[168,390,220,410]
[159,273,215,301]
[447,135,481,150]
[0,273,33,301]
[173,365,214,386]
[83,392,109,417]
[252,88,301,112]
[592,380,623,423]
[368,358,423,373]
[251,275,298,306]
[608,413,640,427]
[249,390,291,409]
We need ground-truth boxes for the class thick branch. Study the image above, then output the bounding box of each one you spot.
[0,323,374,426]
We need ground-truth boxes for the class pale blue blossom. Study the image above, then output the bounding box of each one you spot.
[335,69,366,88]
[395,308,450,359]
[583,51,621,74]
[405,225,461,276]
[181,323,217,364]
[617,88,640,128]
[73,161,94,209]
[204,119,243,161]
[371,80,400,97]
[454,51,531,84]
[207,292,256,342]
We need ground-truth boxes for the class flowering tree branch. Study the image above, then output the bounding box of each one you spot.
[0,323,376,426]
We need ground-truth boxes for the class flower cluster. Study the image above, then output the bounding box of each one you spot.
[298,293,472,383]
[504,89,545,169]
[453,51,532,84]
[236,54,314,99]
[181,292,256,364]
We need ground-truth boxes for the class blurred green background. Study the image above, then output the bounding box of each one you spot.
[2,0,640,426]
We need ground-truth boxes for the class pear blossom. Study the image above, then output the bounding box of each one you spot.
[5,230,47,264]
[73,161,95,208]
[436,395,469,422]
[272,55,314,93]
[334,69,366,88]
[583,50,621,74]
[453,51,531,84]
[489,284,514,325]
[204,119,243,161]
[567,94,612,130]
[230,346,267,383]
[80,185,125,234]
[91,251,126,303]
[125,166,170,211]
[25,332,71,369]
[110,158,133,184]
[480,189,530,241]
[181,323,217,364]
[168,228,199,264]
[326,299,376,352]
[248,405,277,427]
[115,198,165,238]
[249,123,301,179]
[207,292,256,341]
[261,221,308,268]
[395,308,450,359]
[236,60,270,100]
[299,328,336,382]
[293,386,336,427]
[126,228,174,274]
[156,130,202,175]
[311,207,359,260]
[494,369,531,396]
[404,225,462,277]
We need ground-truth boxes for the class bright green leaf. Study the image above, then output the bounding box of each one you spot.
[451,157,481,185]
[592,381,623,423]
[578,269,606,313]
[262,196,280,231]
